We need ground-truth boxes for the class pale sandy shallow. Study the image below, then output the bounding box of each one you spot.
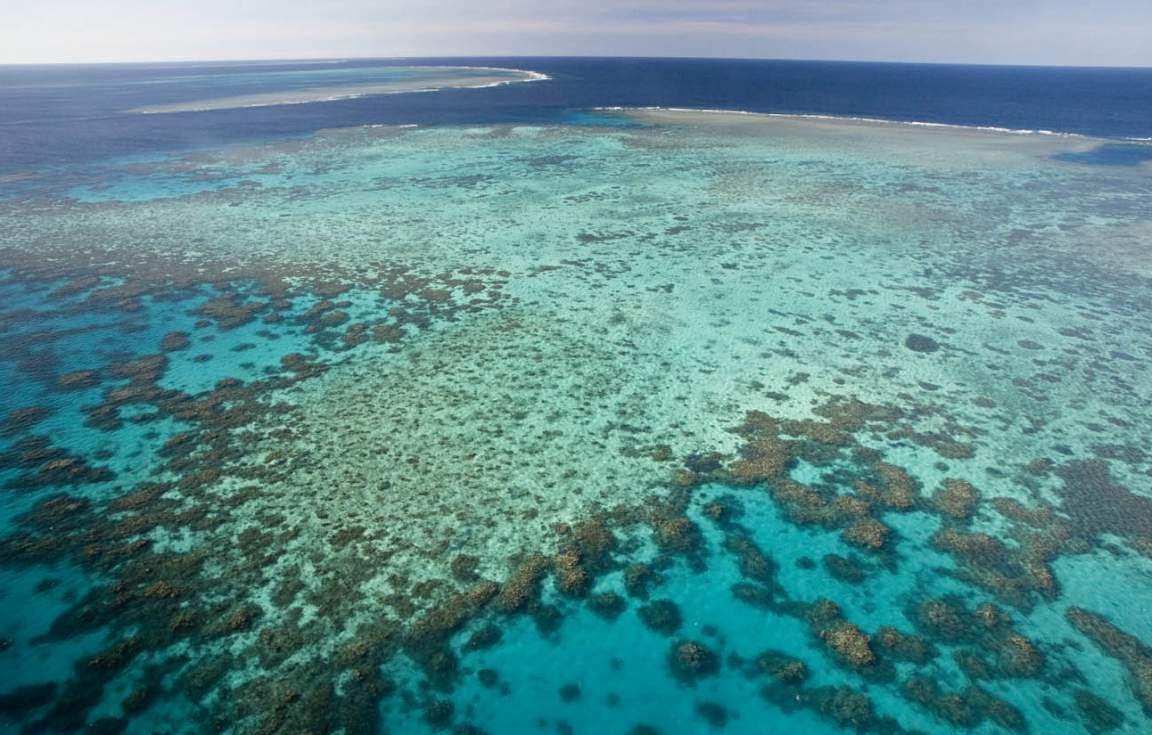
[618,106,1110,162]
[130,66,547,114]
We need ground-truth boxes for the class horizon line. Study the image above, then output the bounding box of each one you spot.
[2,53,1151,71]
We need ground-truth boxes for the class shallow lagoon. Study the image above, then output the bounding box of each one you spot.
[0,107,1151,734]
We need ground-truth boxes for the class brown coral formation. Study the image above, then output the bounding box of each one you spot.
[822,554,867,585]
[654,516,700,553]
[553,547,591,596]
[0,437,116,490]
[638,600,683,636]
[0,406,52,437]
[496,555,551,613]
[806,599,875,668]
[0,263,525,732]
[930,523,1066,610]
[900,676,1025,731]
[587,592,627,620]
[729,426,792,484]
[768,478,838,525]
[912,597,973,644]
[668,640,720,684]
[973,602,1011,630]
[724,533,777,584]
[874,626,935,664]
[811,687,876,730]
[930,528,1009,566]
[751,650,809,684]
[624,563,657,599]
[57,370,100,390]
[820,621,876,668]
[932,478,980,520]
[864,462,920,511]
[841,518,891,551]
[552,517,618,596]
[990,497,1054,528]
[160,330,191,351]
[760,683,878,732]
[196,293,267,329]
[108,354,168,384]
[408,583,499,654]
[996,632,1045,678]
[1074,688,1126,733]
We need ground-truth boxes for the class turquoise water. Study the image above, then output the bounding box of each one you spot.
[0,107,1150,734]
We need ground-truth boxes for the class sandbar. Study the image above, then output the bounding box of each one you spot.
[131,66,547,114]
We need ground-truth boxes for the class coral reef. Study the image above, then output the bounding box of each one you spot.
[806,599,876,668]
[638,600,683,636]
[668,640,720,684]
[496,555,551,613]
[0,406,52,437]
[761,683,878,732]
[57,370,100,390]
[1074,689,1126,733]
[841,518,891,551]
[900,676,1025,731]
[654,517,701,554]
[696,701,728,728]
[932,478,980,521]
[160,330,191,351]
[724,533,778,584]
[624,563,657,599]
[1067,607,1152,713]
[587,592,627,620]
[823,553,867,584]
[749,650,809,684]
[874,626,935,665]
[1,113,1150,735]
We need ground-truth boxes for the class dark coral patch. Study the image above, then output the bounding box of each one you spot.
[904,334,940,353]
[638,600,683,636]
[1067,607,1152,713]
[1055,460,1152,540]
[668,640,720,684]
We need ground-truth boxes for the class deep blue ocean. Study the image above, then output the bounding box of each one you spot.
[2,57,1152,167]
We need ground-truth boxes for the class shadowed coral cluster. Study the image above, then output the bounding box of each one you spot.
[668,640,720,684]
[901,675,1026,731]
[748,650,809,684]
[760,681,885,732]
[874,626,935,665]
[638,600,683,636]
[1067,607,1152,713]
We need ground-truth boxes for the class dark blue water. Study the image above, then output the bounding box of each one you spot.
[2,57,1152,167]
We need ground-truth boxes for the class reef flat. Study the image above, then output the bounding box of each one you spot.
[0,109,1150,734]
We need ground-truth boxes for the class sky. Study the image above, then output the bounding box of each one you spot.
[3,0,1152,67]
